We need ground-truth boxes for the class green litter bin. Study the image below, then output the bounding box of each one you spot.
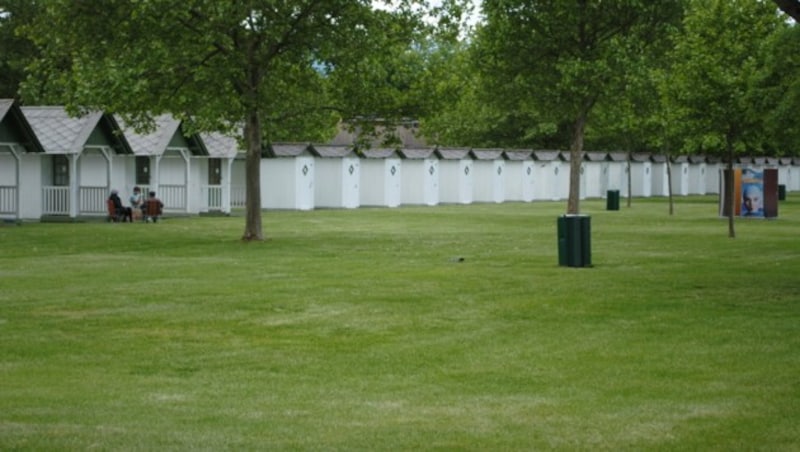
[606,190,620,211]
[557,215,592,268]
[778,184,786,201]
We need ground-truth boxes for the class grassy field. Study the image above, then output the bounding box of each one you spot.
[1,196,799,450]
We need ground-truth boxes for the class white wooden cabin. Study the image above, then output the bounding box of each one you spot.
[0,100,46,221]
[687,155,707,195]
[398,147,439,206]
[671,155,690,196]
[582,152,608,199]
[470,148,505,203]
[503,150,535,202]
[650,154,669,197]
[310,144,360,209]
[199,132,240,214]
[606,152,629,198]
[262,143,315,210]
[359,148,402,208]
[435,148,473,204]
[118,114,209,215]
[705,156,722,195]
[22,106,133,219]
[778,157,795,192]
[532,151,565,201]
[630,153,653,197]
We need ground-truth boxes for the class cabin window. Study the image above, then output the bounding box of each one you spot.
[136,156,150,184]
[208,159,222,185]
[52,155,69,186]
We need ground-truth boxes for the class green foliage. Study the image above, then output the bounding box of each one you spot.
[662,0,785,156]
[0,0,41,98]
[2,199,800,449]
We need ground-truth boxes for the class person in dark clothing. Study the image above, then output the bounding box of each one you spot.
[109,189,133,222]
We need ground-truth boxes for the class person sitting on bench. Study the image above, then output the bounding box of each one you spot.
[143,191,164,223]
[108,189,132,222]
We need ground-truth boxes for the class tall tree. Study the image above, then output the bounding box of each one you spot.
[0,0,41,98]
[22,0,433,240]
[475,0,680,214]
[665,0,785,238]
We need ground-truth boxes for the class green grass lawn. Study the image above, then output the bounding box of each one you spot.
[2,196,799,450]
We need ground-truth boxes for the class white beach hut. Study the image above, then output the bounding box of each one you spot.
[671,155,690,196]
[0,100,45,221]
[705,155,721,195]
[532,151,564,201]
[398,147,439,206]
[470,148,505,203]
[582,152,608,199]
[22,106,133,219]
[310,144,360,209]
[606,152,629,198]
[198,132,240,214]
[262,142,315,210]
[629,153,653,197]
[436,148,473,204]
[118,114,209,215]
[359,148,402,208]
[650,154,669,197]
[778,157,794,192]
[503,150,535,202]
[791,158,800,192]
[687,155,707,195]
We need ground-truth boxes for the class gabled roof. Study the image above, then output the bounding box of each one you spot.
[22,106,132,154]
[309,144,355,158]
[434,147,470,160]
[752,156,767,165]
[504,149,533,161]
[265,142,312,157]
[361,148,400,159]
[671,155,689,163]
[765,157,779,165]
[397,147,434,159]
[630,152,652,163]
[651,154,668,163]
[532,150,563,161]
[607,152,628,162]
[583,151,608,162]
[469,148,504,160]
[687,155,707,164]
[200,131,241,158]
[0,99,45,153]
[118,114,207,156]
[779,157,793,165]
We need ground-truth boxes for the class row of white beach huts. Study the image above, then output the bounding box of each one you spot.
[2,100,798,221]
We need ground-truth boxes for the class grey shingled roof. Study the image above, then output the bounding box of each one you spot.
[688,155,707,164]
[117,114,181,156]
[532,150,563,161]
[469,148,504,160]
[22,106,107,154]
[583,151,608,162]
[630,153,652,162]
[0,99,12,120]
[397,147,434,159]
[309,144,355,158]
[201,132,241,158]
[361,148,400,159]
[265,142,312,157]
[607,152,628,162]
[504,150,533,161]
[434,148,470,160]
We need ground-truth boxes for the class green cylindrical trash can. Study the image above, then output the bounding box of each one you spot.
[557,215,592,268]
[606,190,620,211]
[778,184,786,201]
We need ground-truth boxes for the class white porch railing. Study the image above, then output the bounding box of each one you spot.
[0,186,17,215]
[231,185,246,208]
[43,186,70,215]
[159,184,186,210]
[202,185,223,211]
[80,186,108,214]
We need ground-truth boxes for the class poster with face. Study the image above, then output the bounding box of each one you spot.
[741,169,764,217]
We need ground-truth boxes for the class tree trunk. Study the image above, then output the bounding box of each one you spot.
[667,157,674,216]
[242,108,264,241]
[726,139,736,239]
[566,109,589,215]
